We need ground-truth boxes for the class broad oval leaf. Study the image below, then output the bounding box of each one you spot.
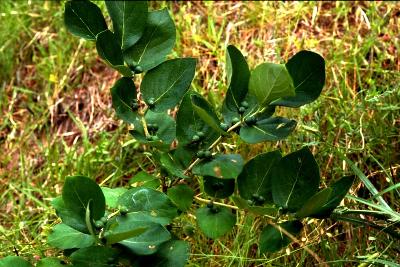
[0,256,32,267]
[64,0,107,41]
[62,176,106,222]
[130,110,176,148]
[117,187,178,223]
[101,187,128,209]
[96,30,132,76]
[111,77,137,124]
[237,150,282,202]
[239,117,297,144]
[123,8,175,72]
[36,258,65,267]
[307,175,355,219]
[249,63,295,106]
[105,1,148,50]
[51,196,88,233]
[119,224,171,255]
[176,91,220,148]
[295,188,332,219]
[271,50,325,107]
[193,154,244,179]
[259,221,303,253]
[141,58,196,112]
[132,240,190,267]
[159,152,189,179]
[48,223,95,250]
[129,171,160,189]
[167,184,194,212]
[70,246,119,267]
[222,45,250,122]
[191,94,225,135]
[196,206,236,239]
[271,147,320,212]
[104,213,152,245]
[203,176,235,199]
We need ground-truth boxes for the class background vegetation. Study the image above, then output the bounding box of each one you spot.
[0,1,399,266]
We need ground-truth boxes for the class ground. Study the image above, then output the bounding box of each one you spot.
[0,1,399,266]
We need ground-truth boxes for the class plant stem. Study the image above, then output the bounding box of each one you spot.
[268,220,328,267]
[183,121,242,175]
[194,196,239,210]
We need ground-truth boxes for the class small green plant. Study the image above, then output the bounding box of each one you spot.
[2,1,374,266]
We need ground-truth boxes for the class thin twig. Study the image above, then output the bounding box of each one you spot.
[268,220,328,267]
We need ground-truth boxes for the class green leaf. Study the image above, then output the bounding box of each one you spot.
[105,1,148,50]
[48,223,95,250]
[259,221,303,253]
[62,175,106,223]
[239,116,297,144]
[176,91,220,148]
[36,258,65,267]
[96,30,132,76]
[271,50,325,107]
[203,176,235,199]
[222,45,250,121]
[196,206,236,239]
[104,213,150,245]
[171,145,197,169]
[193,154,244,179]
[64,0,107,41]
[249,63,295,106]
[123,8,175,72]
[271,147,320,212]
[0,256,32,267]
[159,152,189,179]
[70,246,119,267]
[295,188,332,219]
[141,58,196,112]
[132,240,190,267]
[110,77,137,124]
[130,110,176,147]
[167,184,194,212]
[129,171,160,189]
[101,187,128,208]
[237,151,282,202]
[119,224,171,255]
[118,187,178,223]
[308,175,355,218]
[51,196,88,233]
[191,94,225,135]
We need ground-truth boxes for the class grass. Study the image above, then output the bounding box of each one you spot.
[1,1,399,266]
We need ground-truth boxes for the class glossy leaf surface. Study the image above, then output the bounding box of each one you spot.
[62,176,106,222]
[48,223,95,249]
[196,206,236,239]
[239,117,297,144]
[193,154,244,179]
[141,58,196,112]
[271,147,320,212]
[105,1,148,50]
[271,50,325,107]
[123,9,175,71]
[167,184,194,212]
[118,187,178,223]
[110,77,137,124]
[249,63,295,106]
[64,0,107,41]
[237,151,282,202]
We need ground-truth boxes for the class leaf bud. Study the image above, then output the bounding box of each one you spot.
[240,101,249,108]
